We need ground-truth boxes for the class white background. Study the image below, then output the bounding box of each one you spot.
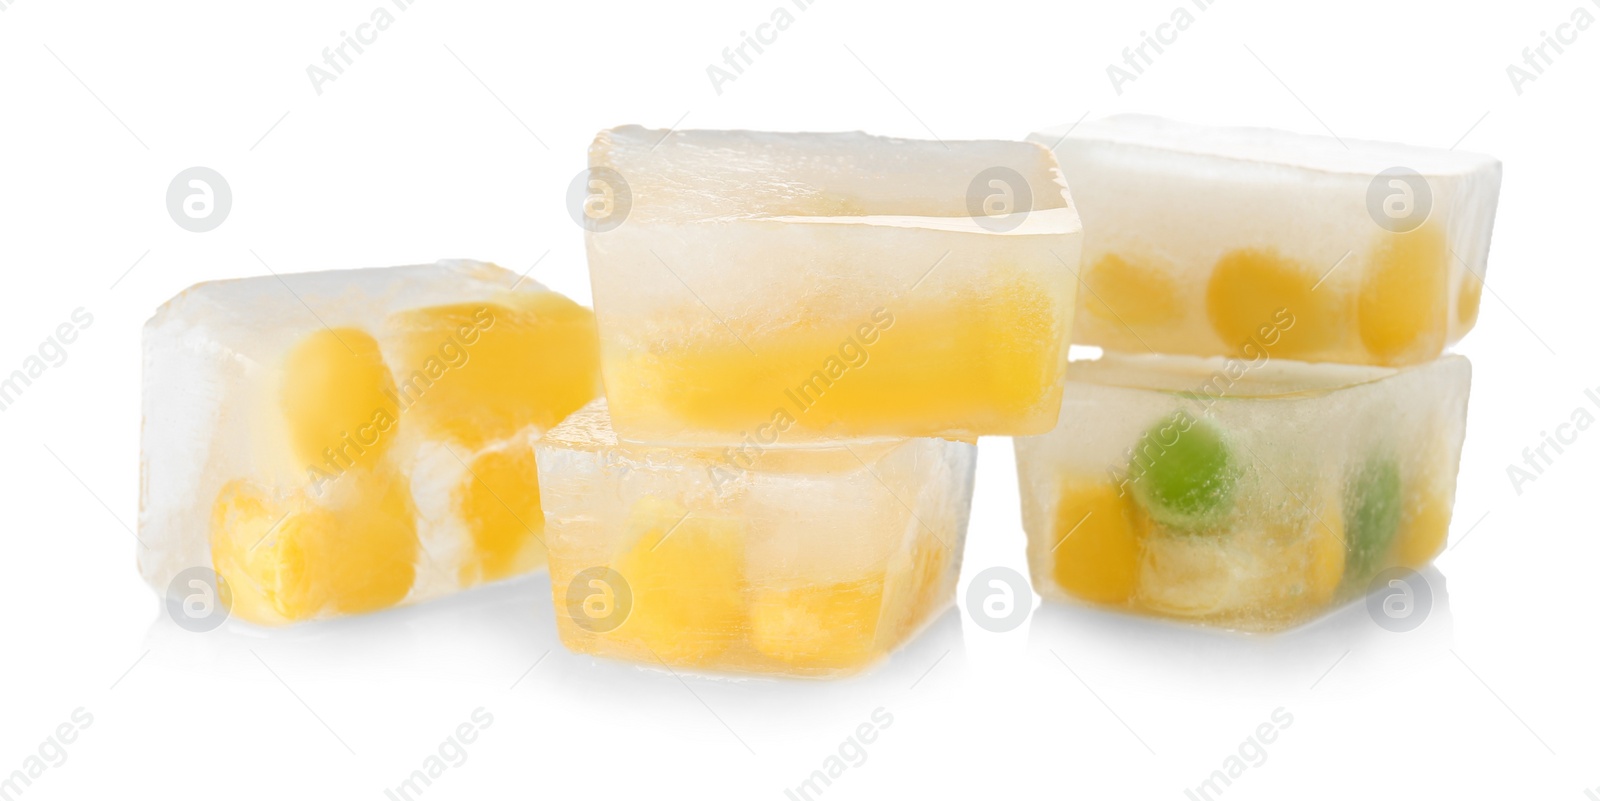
[1,0,1595,798]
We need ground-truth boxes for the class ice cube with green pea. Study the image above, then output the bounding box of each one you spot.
[1014,351,1470,632]
[1127,416,1239,531]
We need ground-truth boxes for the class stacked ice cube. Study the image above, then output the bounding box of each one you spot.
[1030,115,1501,366]
[140,261,600,625]
[535,127,1083,674]
[1017,116,1496,631]
[585,126,1083,444]
[1015,354,1469,631]
[536,401,975,676]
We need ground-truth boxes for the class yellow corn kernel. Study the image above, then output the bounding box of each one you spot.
[210,470,418,624]
[1136,532,1234,618]
[279,328,398,469]
[456,444,546,585]
[748,577,885,669]
[606,277,1062,437]
[904,534,951,627]
[1206,249,1340,359]
[1135,489,1346,625]
[391,294,600,450]
[875,528,953,646]
[1081,252,1181,328]
[1051,479,1144,605]
[1396,485,1452,569]
[1359,223,1448,364]
[1301,494,1347,607]
[1458,271,1485,328]
[611,498,746,665]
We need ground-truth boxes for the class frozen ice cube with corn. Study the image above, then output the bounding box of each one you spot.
[140,260,600,625]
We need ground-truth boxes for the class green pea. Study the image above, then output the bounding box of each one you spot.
[1129,415,1237,531]
[1343,457,1402,580]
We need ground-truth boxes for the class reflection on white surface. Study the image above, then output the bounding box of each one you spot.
[139,564,1450,701]
[1026,565,1453,694]
[130,563,1457,774]
[144,573,558,672]
[141,572,967,733]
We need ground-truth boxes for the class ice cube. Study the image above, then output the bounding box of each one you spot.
[1030,115,1501,366]
[534,400,975,677]
[583,126,1082,445]
[140,260,600,625]
[1013,352,1470,632]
